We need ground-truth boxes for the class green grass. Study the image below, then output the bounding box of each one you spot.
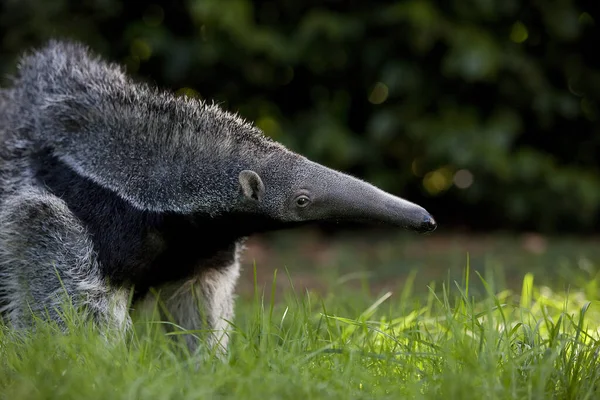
[2,262,600,399]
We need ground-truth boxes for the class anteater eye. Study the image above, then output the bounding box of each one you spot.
[295,195,310,207]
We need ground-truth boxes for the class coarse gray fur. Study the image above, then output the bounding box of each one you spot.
[0,40,436,356]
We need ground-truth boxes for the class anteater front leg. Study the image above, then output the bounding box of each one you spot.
[0,190,131,334]
[148,242,243,357]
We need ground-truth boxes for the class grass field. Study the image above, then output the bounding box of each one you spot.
[2,232,600,399]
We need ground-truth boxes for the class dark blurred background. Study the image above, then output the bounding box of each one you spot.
[2,1,600,299]
[1,0,598,235]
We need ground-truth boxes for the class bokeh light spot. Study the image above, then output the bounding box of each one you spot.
[423,167,453,195]
[175,87,200,99]
[510,21,528,43]
[368,82,389,105]
[256,116,282,139]
[131,39,152,61]
[453,169,474,189]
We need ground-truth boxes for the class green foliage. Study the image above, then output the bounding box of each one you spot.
[2,265,600,399]
[0,0,598,232]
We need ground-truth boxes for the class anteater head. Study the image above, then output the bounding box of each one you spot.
[237,155,437,234]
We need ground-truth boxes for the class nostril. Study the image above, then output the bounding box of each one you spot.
[422,215,437,232]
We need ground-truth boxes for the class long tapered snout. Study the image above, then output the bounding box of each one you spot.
[306,165,437,233]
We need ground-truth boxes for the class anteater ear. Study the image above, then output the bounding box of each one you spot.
[239,170,265,202]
